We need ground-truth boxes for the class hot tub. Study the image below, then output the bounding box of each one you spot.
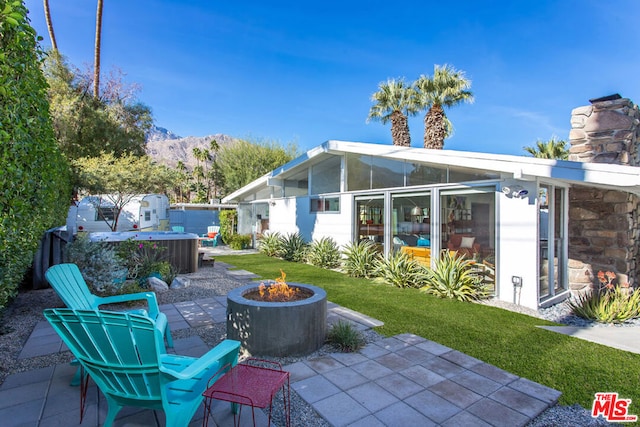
[89,231,200,273]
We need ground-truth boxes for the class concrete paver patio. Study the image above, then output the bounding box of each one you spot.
[0,261,562,426]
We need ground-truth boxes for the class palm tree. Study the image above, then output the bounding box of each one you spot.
[523,137,569,160]
[414,64,474,149]
[367,78,417,147]
[43,0,58,51]
[93,0,104,99]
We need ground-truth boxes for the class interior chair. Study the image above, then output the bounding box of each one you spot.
[44,308,240,427]
[447,234,481,258]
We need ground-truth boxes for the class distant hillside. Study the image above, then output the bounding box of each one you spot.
[146,125,237,169]
[146,125,181,142]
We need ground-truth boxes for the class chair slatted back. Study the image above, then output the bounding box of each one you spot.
[45,308,240,427]
[45,309,163,401]
[45,264,97,310]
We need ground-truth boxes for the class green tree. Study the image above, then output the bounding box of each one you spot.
[217,139,298,195]
[168,160,190,203]
[0,0,71,308]
[523,137,569,160]
[190,139,224,202]
[367,78,417,147]
[74,153,173,230]
[44,53,152,160]
[414,64,474,149]
[207,139,224,200]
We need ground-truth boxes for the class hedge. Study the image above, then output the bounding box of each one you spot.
[0,1,71,308]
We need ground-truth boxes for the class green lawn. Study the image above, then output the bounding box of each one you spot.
[217,254,640,414]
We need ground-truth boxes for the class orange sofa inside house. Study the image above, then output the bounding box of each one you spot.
[447,234,481,258]
[400,246,431,266]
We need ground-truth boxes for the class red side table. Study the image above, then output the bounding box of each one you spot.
[203,358,290,427]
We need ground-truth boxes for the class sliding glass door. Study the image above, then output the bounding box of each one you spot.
[539,185,567,301]
[355,195,385,251]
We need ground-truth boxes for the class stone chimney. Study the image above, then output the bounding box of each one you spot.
[569,94,640,165]
[567,95,640,289]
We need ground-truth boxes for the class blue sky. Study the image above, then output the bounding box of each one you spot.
[24,0,640,155]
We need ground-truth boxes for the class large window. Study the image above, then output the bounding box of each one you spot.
[440,187,496,293]
[355,195,385,251]
[406,163,446,186]
[371,157,404,189]
[346,154,372,191]
[347,153,500,191]
[539,185,567,301]
[392,192,432,265]
[311,156,341,194]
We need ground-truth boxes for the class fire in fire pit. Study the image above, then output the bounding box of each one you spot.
[243,270,313,302]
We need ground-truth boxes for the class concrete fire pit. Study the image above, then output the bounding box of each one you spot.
[226,282,327,357]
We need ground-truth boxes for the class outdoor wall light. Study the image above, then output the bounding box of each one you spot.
[502,185,528,199]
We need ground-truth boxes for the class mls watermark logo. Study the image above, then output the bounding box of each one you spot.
[591,392,637,423]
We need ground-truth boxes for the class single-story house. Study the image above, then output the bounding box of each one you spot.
[222,96,640,311]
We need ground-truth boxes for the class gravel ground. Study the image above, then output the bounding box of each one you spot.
[0,263,622,426]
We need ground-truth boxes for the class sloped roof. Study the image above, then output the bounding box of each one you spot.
[223,140,640,202]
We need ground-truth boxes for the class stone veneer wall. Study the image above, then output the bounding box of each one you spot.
[568,96,640,289]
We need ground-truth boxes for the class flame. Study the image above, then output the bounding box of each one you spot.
[258,270,299,301]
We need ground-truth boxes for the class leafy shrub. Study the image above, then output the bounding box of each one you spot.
[374,251,427,288]
[420,251,489,301]
[0,3,71,308]
[116,280,149,296]
[342,240,381,278]
[64,234,127,294]
[228,234,252,250]
[258,231,284,257]
[306,237,341,269]
[327,320,365,352]
[115,238,168,281]
[280,232,308,262]
[219,209,236,244]
[568,271,640,324]
[159,262,178,285]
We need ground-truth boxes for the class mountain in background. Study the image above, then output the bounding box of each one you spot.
[146,125,237,169]
[146,125,182,142]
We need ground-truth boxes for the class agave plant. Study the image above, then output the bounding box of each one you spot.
[280,232,308,262]
[374,250,427,288]
[258,231,284,257]
[568,282,640,324]
[341,240,381,278]
[421,250,488,301]
[306,236,341,269]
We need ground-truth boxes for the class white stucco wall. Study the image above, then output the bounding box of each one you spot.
[496,180,539,310]
[266,194,354,248]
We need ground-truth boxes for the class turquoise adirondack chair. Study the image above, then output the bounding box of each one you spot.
[45,263,173,348]
[44,308,240,427]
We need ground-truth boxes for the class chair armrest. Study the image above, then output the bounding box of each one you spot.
[473,243,481,252]
[96,292,160,319]
[160,339,240,380]
[447,243,456,250]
